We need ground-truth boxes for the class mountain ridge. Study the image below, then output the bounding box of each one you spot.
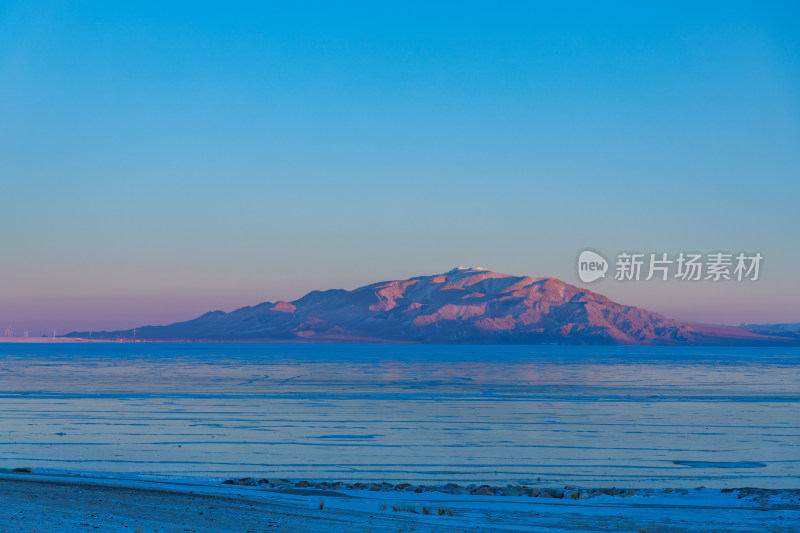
[66,267,798,345]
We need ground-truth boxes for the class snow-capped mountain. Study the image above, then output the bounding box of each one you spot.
[67,267,796,345]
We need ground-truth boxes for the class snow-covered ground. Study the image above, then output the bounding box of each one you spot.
[1,472,798,532]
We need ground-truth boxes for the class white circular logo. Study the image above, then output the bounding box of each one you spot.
[577,250,608,283]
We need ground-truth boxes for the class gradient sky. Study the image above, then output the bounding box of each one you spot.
[2,1,799,335]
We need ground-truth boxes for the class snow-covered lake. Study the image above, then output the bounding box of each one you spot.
[0,343,797,488]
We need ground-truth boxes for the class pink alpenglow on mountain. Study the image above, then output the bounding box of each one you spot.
[67,268,797,345]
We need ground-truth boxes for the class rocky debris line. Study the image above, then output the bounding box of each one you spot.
[722,487,800,503]
[221,478,646,499]
[221,479,800,502]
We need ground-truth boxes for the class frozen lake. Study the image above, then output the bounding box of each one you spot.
[0,343,797,488]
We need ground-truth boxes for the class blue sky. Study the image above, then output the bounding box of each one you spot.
[1,1,798,334]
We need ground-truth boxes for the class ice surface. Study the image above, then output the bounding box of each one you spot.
[0,343,797,488]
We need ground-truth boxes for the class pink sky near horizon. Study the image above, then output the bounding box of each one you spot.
[2,3,798,336]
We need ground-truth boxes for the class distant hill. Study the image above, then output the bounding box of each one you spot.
[66,267,799,345]
[739,322,800,332]
[738,322,800,339]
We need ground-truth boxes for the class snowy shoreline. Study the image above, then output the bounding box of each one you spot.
[1,471,798,532]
